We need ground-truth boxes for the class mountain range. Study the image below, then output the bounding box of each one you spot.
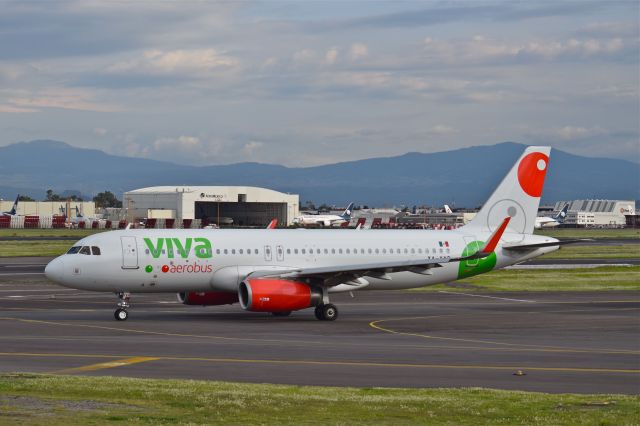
[0,140,637,206]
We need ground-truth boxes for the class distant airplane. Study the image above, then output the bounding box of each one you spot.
[444,204,453,214]
[293,202,354,227]
[266,219,278,229]
[45,146,581,322]
[534,204,569,229]
[1,195,19,217]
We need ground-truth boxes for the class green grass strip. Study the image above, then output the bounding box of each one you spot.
[0,374,638,425]
[415,266,640,292]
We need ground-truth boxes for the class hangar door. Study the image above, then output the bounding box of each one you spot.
[195,202,287,227]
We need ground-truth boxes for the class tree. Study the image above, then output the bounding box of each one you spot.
[45,189,61,201]
[93,191,122,208]
[18,195,35,201]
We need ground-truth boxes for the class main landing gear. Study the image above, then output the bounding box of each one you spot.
[314,303,338,321]
[114,292,130,321]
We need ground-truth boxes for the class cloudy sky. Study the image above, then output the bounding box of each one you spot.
[1,0,638,166]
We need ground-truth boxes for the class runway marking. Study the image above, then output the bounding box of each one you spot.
[369,314,640,355]
[0,351,637,375]
[51,356,159,374]
[0,288,75,292]
[0,273,44,276]
[437,291,536,303]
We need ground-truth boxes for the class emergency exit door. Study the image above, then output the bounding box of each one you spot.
[121,236,139,269]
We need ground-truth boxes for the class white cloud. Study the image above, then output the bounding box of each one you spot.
[93,128,107,136]
[242,141,264,156]
[349,43,369,60]
[108,48,239,76]
[153,135,202,151]
[325,47,339,65]
[5,88,120,112]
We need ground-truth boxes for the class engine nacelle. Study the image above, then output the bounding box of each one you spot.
[238,279,322,312]
[177,291,239,306]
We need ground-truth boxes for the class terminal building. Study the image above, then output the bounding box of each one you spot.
[553,199,635,227]
[123,186,299,227]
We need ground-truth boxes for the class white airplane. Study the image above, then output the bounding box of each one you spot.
[534,204,569,229]
[1,195,19,217]
[444,204,453,214]
[45,146,569,322]
[293,203,354,227]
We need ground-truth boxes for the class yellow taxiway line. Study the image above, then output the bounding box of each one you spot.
[0,351,637,375]
[51,356,159,374]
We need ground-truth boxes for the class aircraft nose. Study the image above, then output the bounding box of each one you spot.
[45,257,65,282]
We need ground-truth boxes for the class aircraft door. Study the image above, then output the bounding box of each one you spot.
[463,236,480,267]
[264,245,273,262]
[276,245,284,262]
[121,236,139,269]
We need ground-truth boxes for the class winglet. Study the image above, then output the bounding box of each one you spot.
[266,219,278,229]
[480,216,511,254]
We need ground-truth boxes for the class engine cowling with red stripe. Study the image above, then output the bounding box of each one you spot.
[177,291,239,306]
[238,278,322,312]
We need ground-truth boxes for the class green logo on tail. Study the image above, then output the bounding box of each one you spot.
[457,241,496,279]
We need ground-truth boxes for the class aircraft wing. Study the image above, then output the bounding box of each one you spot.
[246,257,446,286]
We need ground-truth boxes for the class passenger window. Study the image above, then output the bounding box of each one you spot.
[331,248,336,254]
[382,248,386,254]
[91,246,101,255]
[145,249,150,254]
[404,248,408,254]
[232,249,236,254]
[254,249,259,255]
[375,248,379,254]
[294,249,299,254]
[239,249,243,254]
[346,249,350,254]
[67,246,81,254]
[361,248,365,254]
[339,248,343,254]
[411,248,415,254]
[224,249,228,254]
[324,248,328,254]
[316,249,321,254]
[418,248,422,254]
[216,249,221,254]
[287,249,291,254]
[302,249,306,254]
[368,248,372,254]
[79,246,91,255]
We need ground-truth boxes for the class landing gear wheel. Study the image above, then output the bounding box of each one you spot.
[322,304,338,321]
[272,311,292,317]
[114,308,128,321]
[314,305,325,320]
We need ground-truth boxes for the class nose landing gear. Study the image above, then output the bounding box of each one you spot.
[114,292,130,321]
[314,303,338,321]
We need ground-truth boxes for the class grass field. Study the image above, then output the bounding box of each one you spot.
[414,266,640,292]
[542,244,640,259]
[0,228,106,238]
[535,228,640,239]
[0,374,637,425]
[0,240,73,257]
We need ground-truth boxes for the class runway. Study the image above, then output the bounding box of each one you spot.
[0,259,638,394]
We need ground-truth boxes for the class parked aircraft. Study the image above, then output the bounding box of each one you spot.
[1,195,19,217]
[46,146,572,322]
[293,203,354,227]
[444,204,453,214]
[534,204,569,229]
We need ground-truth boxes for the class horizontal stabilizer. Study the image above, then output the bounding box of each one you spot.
[503,239,591,251]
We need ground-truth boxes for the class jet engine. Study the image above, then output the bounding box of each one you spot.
[177,291,239,306]
[238,278,322,312]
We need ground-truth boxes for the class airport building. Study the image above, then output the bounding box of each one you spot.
[123,186,299,226]
[553,199,635,227]
[0,200,95,217]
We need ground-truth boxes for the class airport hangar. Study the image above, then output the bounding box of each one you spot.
[123,186,299,227]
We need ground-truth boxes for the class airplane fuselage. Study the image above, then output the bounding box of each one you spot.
[46,228,558,294]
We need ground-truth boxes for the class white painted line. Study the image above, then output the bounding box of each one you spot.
[438,291,536,303]
[507,264,633,270]
[2,264,48,268]
[0,273,45,276]
[0,288,76,292]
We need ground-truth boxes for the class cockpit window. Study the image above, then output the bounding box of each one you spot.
[79,246,91,255]
[67,246,81,254]
[91,246,101,255]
